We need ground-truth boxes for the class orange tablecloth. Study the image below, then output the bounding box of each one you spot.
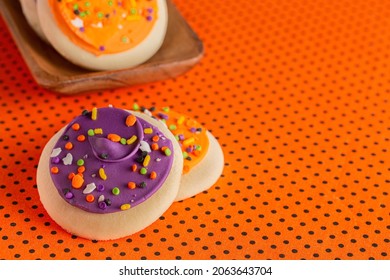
[0,0,389,260]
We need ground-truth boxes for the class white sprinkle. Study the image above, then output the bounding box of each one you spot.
[143,109,152,117]
[62,153,73,165]
[70,17,84,28]
[83,154,88,159]
[118,24,123,30]
[156,158,161,162]
[83,183,97,194]
[98,195,105,203]
[92,22,103,28]
[50,147,62,157]
[139,140,151,153]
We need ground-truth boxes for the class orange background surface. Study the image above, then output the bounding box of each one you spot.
[0,0,389,260]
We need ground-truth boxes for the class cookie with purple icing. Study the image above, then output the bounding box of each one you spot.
[37,107,182,240]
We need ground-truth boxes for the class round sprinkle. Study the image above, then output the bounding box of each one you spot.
[71,123,80,131]
[120,204,131,211]
[77,159,85,166]
[97,184,105,192]
[71,174,84,189]
[120,138,127,145]
[151,143,159,150]
[140,167,147,175]
[81,109,89,116]
[68,172,75,180]
[98,202,107,210]
[62,135,69,141]
[112,187,120,195]
[152,135,160,142]
[65,142,73,150]
[150,171,157,180]
[100,153,109,159]
[139,182,147,188]
[51,157,60,164]
[169,124,177,131]
[65,192,74,199]
[77,135,86,142]
[131,164,137,172]
[77,166,86,173]
[51,167,59,174]
[127,182,136,189]
[86,194,95,203]
[164,148,172,156]
[87,129,95,136]
[104,198,112,206]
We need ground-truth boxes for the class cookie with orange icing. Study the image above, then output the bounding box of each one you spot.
[138,105,224,200]
[37,0,168,70]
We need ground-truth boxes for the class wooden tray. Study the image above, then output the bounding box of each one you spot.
[0,0,204,94]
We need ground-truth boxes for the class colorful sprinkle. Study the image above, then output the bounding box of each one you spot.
[127,135,138,145]
[150,171,157,180]
[120,138,127,145]
[77,159,85,166]
[51,166,59,174]
[140,167,147,175]
[120,203,131,211]
[72,174,84,189]
[50,147,62,157]
[98,201,107,210]
[91,107,98,120]
[151,143,159,150]
[125,114,137,126]
[94,128,103,135]
[183,137,195,146]
[83,182,97,194]
[127,182,136,189]
[62,153,73,165]
[112,187,120,195]
[143,155,151,167]
[177,116,186,125]
[98,167,107,180]
[65,142,73,150]
[77,135,86,142]
[144,127,153,134]
[139,182,147,188]
[65,191,74,199]
[107,133,121,142]
[152,135,160,142]
[77,166,86,173]
[72,123,80,131]
[51,157,60,164]
[131,164,137,172]
[86,194,95,203]
[97,184,105,192]
[87,129,95,136]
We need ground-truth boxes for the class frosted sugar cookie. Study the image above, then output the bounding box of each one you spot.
[37,107,182,240]
[139,105,224,201]
[37,0,168,70]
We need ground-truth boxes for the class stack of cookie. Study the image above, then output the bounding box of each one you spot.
[37,106,224,240]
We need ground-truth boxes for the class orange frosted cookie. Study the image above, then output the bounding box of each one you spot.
[37,0,168,70]
[136,105,224,200]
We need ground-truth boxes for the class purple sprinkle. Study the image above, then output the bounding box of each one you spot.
[186,146,193,153]
[190,127,197,133]
[51,157,60,164]
[65,192,74,199]
[99,46,105,51]
[98,202,107,210]
[147,8,154,13]
[158,113,169,120]
[79,27,85,32]
[146,15,153,21]
[97,184,105,192]
[178,134,185,141]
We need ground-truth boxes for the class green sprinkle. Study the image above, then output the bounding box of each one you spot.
[169,124,177,131]
[121,36,129,43]
[182,152,188,159]
[175,135,180,141]
[112,187,120,195]
[164,148,172,156]
[87,129,95,136]
[85,1,91,7]
[80,12,87,17]
[133,103,140,111]
[196,145,202,151]
[108,0,113,6]
[162,107,170,112]
[77,159,84,166]
[73,4,79,10]
[140,167,147,175]
[130,8,137,15]
[120,138,127,145]
[97,12,104,18]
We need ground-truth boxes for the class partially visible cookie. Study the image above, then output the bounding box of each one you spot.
[139,106,224,201]
[37,107,182,240]
[19,0,48,42]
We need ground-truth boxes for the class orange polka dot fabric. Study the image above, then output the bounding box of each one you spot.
[0,0,389,260]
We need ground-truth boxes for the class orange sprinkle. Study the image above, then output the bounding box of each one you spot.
[161,146,168,151]
[78,166,86,173]
[152,135,160,142]
[71,123,80,131]
[85,194,95,203]
[126,114,137,127]
[107,133,121,142]
[127,182,136,189]
[193,150,201,157]
[131,164,137,172]
[65,142,73,150]
[77,135,86,142]
[150,171,157,180]
[151,143,159,150]
[50,166,59,174]
[183,165,190,174]
[71,174,84,189]
[68,172,75,180]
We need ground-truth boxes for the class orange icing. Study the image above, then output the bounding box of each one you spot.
[49,0,159,55]
[153,108,210,174]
